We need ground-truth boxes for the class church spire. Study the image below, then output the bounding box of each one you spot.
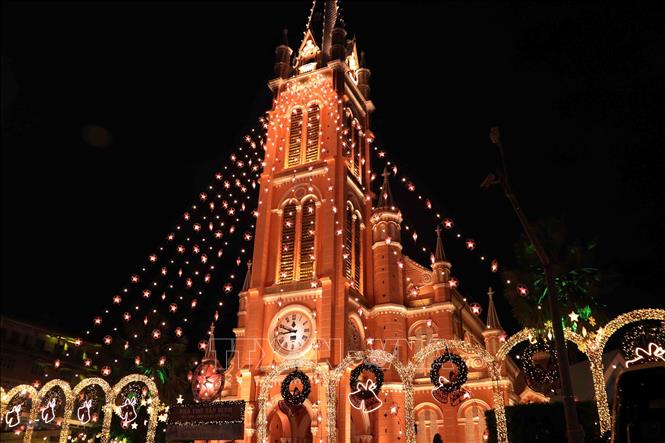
[241,260,252,292]
[485,287,503,331]
[203,323,218,362]
[434,225,447,262]
[321,0,338,58]
[376,167,397,210]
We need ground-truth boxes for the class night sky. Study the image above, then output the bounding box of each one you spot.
[2,1,664,340]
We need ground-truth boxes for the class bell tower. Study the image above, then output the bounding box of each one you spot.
[229,2,376,440]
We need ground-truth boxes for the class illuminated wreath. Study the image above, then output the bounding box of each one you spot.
[349,362,384,394]
[521,339,560,394]
[281,369,311,407]
[430,351,468,393]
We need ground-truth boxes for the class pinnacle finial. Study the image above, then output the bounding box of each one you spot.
[485,286,503,331]
[434,225,447,262]
[241,260,253,292]
[376,167,396,210]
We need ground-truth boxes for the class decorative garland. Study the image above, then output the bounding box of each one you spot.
[521,339,560,394]
[281,369,311,407]
[430,351,468,393]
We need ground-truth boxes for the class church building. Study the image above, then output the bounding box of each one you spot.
[219,2,521,442]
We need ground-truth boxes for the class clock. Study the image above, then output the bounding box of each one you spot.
[270,307,314,358]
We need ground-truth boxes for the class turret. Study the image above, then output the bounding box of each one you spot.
[274,29,292,79]
[370,168,404,304]
[431,225,452,303]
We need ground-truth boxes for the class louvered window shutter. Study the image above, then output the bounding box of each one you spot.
[287,108,303,167]
[299,199,317,279]
[353,215,361,290]
[279,203,297,282]
[305,103,320,163]
[343,205,353,280]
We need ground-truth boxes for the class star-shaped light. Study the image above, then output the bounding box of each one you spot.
[568,311,579,322]
[176,395,184,404]
[130,423,138,430]
[158,413,168,422]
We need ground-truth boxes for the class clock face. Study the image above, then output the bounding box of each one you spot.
[271,309,313,357]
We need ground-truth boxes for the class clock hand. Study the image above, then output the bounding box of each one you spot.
[279,326,297,333]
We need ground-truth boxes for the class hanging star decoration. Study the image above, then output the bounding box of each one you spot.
[568,311,579,322]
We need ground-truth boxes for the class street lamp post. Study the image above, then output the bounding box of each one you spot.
[486,127,585,443]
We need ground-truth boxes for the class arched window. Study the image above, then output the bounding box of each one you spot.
[305,103,320,163]
[344,203,363,292]
[286,104,321,168]
[353,213,361,289]
[415,406,444,443]
[461,401,488,443]
[344,204,354,280]
[298,199,317,280]
[278,203,297,282]
[287,108,303,168]
[278,198,318,284]
[342,107,363,181]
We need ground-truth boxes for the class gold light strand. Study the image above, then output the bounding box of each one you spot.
[1,374,161,443]
[410,339,508,443]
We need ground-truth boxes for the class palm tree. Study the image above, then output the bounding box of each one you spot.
[502,218,606,333]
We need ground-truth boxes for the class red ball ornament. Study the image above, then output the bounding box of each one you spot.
[191,360,224,402]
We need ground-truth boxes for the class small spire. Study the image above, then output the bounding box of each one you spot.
[486,287,503,331]
[241,260,252,292]
[204,322,217,361]
[376,167,396,210]
[434,225,447,262]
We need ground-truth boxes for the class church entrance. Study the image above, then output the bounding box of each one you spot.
[267,401,313,443]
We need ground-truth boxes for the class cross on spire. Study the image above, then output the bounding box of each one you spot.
[434,225,447,262]
[376,166,397,210]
